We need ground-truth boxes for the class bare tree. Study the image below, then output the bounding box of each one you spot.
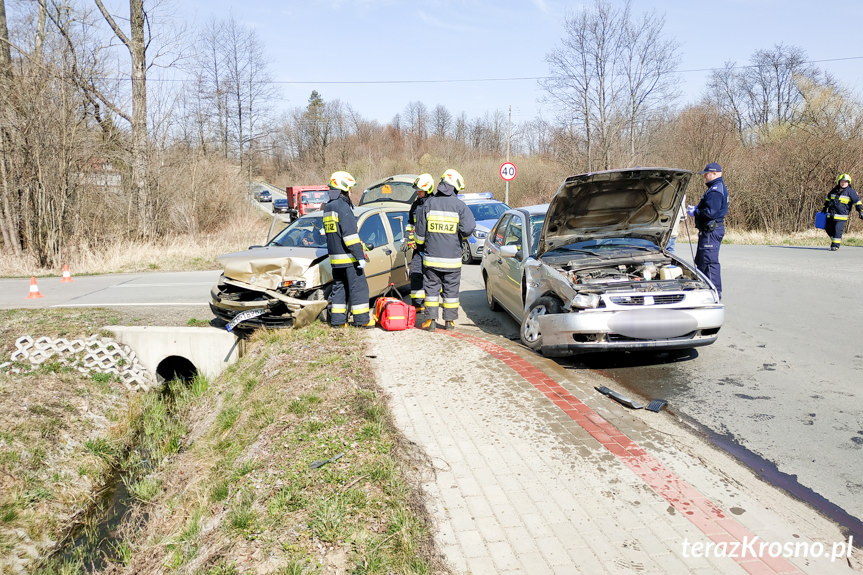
[707,44,827,142]
[93,0,152,235]
[432,104,452,139]
[542,0,679,169]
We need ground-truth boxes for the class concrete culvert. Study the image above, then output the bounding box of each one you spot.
[156,355,198,383]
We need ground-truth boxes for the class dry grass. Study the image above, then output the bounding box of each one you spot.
[0,213,275,278]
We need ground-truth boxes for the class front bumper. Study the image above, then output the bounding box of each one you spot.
[468,236,485,258]
[210,281,328,330]
[538,307,725,356]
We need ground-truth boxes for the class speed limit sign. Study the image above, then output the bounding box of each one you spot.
[500,162,517,181]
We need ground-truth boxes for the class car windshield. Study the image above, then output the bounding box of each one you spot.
[267,216,326,248]
[359,180,416,205]
[529,214,546,256]
[548,237,660,255]
[468,202,509,222]
[301,190,328,204]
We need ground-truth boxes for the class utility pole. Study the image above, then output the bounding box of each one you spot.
[505,105,511,205]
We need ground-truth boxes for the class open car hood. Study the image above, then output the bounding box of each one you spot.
[536,168,692,258]
[218,246,330,290]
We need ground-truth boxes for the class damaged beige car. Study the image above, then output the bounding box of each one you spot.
[210,204,412,331]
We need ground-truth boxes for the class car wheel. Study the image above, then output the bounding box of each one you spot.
[521,296,562,353]
[461,240,473,264]
[483,273,500,312]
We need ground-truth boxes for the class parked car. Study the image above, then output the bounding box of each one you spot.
[459,192,510,264]
[272,198,290,213]
[210,202,412,330]
[253,189,272,202]
[481,167,724,356]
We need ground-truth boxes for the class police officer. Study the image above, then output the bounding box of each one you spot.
[415,169,476,331]
[687,163,729,298]
[822,173,863,251]
[405,174,435,325]
[323,171,373,328]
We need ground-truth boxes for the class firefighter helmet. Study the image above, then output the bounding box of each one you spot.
[330,171,356,192]
[441,169,465,192]
[837,173,852,184]
[413,173,435,193]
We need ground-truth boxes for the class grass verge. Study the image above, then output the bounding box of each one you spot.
[2,310,445,574]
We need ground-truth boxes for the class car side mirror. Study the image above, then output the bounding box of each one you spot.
[499,245,519,258]
[248,245,263,250]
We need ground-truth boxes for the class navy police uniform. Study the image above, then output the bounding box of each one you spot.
[693,173,729,298]
[415,182,476,323]
[323,188,370,326]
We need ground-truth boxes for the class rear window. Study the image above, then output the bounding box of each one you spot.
[359,180,416,205]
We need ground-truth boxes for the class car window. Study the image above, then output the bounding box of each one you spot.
[359,213,387,249]
[490,215,512,247]
[359,180,417,205]
[468,202,509,222]
[385,211,409,242]
[268,215,325,248]
[503,217,524,250]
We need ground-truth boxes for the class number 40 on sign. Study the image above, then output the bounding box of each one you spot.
[500,162,517,181]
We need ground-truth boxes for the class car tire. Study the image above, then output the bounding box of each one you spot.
[483,273,500,312]
[521,296,562,353]
[461,240,473,264]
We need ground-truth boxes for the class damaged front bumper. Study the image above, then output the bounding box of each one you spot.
[209,277,328,330]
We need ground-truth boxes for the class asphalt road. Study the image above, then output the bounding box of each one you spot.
[2,243,860,535]
[461,243,863,535]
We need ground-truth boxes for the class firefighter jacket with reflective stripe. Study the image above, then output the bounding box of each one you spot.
[823,185,863,220]
[694,176,729,232]
[323,190,364,268]
[415,183,476,270]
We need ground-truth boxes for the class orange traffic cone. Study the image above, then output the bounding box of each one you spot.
[26,277,43,299]
[60,264,73,283]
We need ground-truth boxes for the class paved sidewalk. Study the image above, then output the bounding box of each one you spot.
[368,326,861,575]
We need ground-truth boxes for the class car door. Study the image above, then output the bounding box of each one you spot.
[384,210,410,289]
[483,214,511,307]
[497,214,527,317]
[358,211,394,296]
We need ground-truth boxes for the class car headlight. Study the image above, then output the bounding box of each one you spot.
[692,291,719,305]
[282,280,306,288]
[473,229,487,239]
[571,293,600,309]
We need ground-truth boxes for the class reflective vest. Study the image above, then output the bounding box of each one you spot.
[824,185,863,220]
[415,192,476,270]
[323,192,364,268]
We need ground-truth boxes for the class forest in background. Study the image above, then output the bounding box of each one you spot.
[2,0,863,270]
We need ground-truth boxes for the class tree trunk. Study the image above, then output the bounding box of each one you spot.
[129,0,150,236]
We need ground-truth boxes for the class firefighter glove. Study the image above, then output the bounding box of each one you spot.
[686,205,696,217]
[357,259,366,269]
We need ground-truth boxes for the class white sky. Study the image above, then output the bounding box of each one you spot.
[59,0,863,125]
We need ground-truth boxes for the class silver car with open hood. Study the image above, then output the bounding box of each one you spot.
[482,167,724,356]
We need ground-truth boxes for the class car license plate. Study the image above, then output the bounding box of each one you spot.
[226,308,267,332]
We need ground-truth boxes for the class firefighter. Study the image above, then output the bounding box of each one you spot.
[414,169,476,331]
[405,174,435,326]
[323,171,373,328]
[822,173,863,251]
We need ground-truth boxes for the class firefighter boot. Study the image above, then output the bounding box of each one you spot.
[421,318,436,332]
[414,306,425,329]
[444,321,456,330]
